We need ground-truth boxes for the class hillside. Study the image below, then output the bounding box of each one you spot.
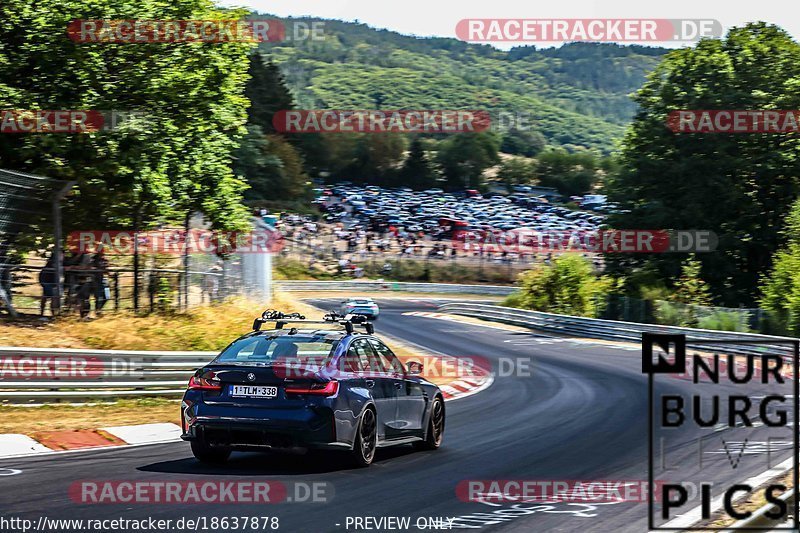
[256,17,669,153]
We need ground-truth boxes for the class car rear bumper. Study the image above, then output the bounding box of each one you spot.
[181,403,347,450]
[182,415,343,450]
[344,309,379,318]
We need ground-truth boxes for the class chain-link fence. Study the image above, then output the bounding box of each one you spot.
[0,250,273,317]
[597,294,768,333]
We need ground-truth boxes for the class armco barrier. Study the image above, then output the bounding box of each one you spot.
[437,303,797,358]
[0,347,213,403]
[274,280,515,295]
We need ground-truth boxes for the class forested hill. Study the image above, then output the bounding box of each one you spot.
[256,16,669,152]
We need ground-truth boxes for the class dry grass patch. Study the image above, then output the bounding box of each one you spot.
[0,294,320,351]
[0,398,180,434]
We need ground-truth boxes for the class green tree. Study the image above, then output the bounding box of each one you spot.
[245,54,295,134]
[398,137,437,190]
[671,255,713,306]
[654,254,714,327]
[234,127,309,201]
[537,149,598,196]
[340,134,406,185]
[760,199,800,334]
[510,255,613,317]
[497,158,538,192]
[436,133,500,190]
[606,23,800,305]
[500,127,546,157]
[0,0,253,241]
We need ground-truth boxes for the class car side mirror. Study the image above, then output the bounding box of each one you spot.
[407,361,423,376]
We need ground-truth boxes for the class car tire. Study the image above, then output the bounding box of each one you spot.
[191,439,231,464]
[350,407,377,467]
[414,396,445,451]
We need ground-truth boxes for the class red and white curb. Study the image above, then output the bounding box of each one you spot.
[439,374,494,401]
[382,335,495,402]
[0,423,182,459]
[101,422,182,445]
[0,434,51,456]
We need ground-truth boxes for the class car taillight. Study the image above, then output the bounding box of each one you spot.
[188,375,222,391]
[285,381,339,396]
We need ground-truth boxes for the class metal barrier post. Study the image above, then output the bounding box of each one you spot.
[52,181,75,315]
[113,272,120,311]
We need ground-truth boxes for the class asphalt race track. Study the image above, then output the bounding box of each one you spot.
[0,298,794,532]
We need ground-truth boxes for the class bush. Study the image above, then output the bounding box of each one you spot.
[500,291,526,308]
[274,257,337,280]
[696,310,750,332]
[513,255,613,317]
[759,199,800,335]
[653,300,695,327]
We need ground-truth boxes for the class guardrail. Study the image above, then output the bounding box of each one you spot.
[274,280,516,295]
[0,347,213,403]
[437,303,798,358]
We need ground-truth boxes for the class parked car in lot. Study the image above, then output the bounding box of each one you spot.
[181,311,445,467]
[325,184,605,240]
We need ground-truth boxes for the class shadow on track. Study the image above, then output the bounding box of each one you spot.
[138,446,420,476]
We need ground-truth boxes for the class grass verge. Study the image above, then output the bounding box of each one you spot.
[0,398,180,434]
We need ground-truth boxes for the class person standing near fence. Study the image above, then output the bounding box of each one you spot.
[91,247,110,316]
[64,250,92,317]
[38,251,60,316]
[204,264,222,303]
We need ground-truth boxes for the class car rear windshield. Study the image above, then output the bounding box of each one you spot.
[353,299,372,304]
[215,336,338,366]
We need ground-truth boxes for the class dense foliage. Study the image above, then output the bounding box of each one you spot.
[0,0,254,240]
[760,199,800,334]
[234,54,311,204]
[606,23,800,306]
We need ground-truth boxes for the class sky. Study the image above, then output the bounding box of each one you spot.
[215,0,796,49]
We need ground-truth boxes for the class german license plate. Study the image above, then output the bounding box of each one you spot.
[230,385,278,398]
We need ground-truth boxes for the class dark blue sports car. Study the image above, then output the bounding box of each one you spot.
[181,311,445,467]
